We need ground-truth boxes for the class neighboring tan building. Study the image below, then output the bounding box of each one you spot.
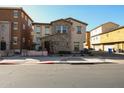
[0,7,33,54]
[90,22,119,51]
[84,31,90,49]
[100,26,124,52]
[33,17,88,53]
[32,23,51,50]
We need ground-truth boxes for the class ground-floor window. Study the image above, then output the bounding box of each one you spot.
[74,42,80,51]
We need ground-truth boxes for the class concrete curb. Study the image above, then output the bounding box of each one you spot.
[108,60,124,64]
[37,60,109,64]
[0,60,26,65]
[0,58,123,65]
[37,61,66,64]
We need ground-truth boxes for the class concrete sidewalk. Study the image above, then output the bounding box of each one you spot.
[1,50,124,65]
[0,56,115,65]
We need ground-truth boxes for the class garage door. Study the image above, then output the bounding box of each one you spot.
[94,45,101,51]
[104,45,114,51]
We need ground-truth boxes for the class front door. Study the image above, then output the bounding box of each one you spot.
[44,41,50,54]
[0,41,6,50]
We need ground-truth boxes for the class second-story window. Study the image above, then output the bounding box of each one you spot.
[13,10,19,18]
[76,26,81,34]
[56,26,61,33]
[35,25,41,32]
[56,25,68,33]
[13,36,18,45]
[45,26,50,35]
[13,22,18,30]
[63,26,68,33]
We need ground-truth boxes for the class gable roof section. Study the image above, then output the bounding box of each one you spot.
[99,26,124,35]
[51,18,72,24]
[90,22,119,32]
[65,17,88,25]
[32,22,50,25]
[90,25,124,38]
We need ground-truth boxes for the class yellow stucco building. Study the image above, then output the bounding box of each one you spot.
[90,22,124,52]
[90,22,120,51]
[100,26,124,52]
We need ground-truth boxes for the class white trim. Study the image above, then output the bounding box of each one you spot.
[0,21,10,23]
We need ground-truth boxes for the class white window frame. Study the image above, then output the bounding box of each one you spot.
[13,22,18,30]
[76,26,81,33]
[13,10,19,18]
[63,25,68,33]
[56,25,68,33]
[13,36,18,45]
[35,25,41,32]
[45,26,50,35]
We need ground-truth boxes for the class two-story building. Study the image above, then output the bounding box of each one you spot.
[33,17,88,53]
[32,23,51,50]
[99,26,124,52]
[90,22,119,51]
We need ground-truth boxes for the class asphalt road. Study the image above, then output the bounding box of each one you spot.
[0,63,124,88]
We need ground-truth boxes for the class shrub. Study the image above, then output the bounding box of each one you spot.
[58,51,71,54]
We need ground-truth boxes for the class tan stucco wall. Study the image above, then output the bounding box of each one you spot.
[41,25,52,37]
[102,22,119,33]
[68,19,86,51]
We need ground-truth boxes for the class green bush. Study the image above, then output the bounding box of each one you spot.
[58,51,71,54]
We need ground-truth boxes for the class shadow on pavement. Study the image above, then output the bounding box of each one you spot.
[70,62,116,65]
[0,63,20,65]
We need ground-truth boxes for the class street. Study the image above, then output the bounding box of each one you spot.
[0,63,124,88]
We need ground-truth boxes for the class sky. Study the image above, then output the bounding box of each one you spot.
[3,5,124,31]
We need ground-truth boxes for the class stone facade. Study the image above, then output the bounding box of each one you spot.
[41,33,71,53]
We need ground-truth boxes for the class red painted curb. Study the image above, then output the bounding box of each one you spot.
[38,61,55,64]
